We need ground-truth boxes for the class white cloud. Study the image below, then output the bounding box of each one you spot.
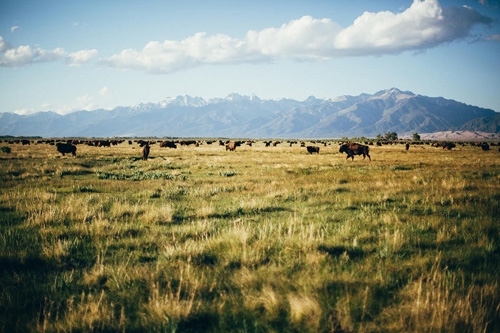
[13,108,35,115]
[0,36,97,68]
[59,88,111,114]
[331,0,492,55]
[333,0,447,54]
[38,94,97,114]
[99,0,492,74]
[0,38,66,67]
[10,26,19,33]
[65,49,98,66]
[0,36,10,52]
[99,86,110,96]
[99,33,257,73]
[76,93,98,110]
[246,16,341,59]
[14,87,113,114]
[0,0,493,72]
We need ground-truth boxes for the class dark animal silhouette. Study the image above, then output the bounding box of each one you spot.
[306,146,320,154]
[56,142,77,157]
[481,143,490,151]
[142,143,150,160]
[339,142,371,161]
[442,142,456,150]
[160,141,177,149]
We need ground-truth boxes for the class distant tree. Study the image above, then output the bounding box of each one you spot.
[412,133,421,141]
[384,132,398,141]
[376,134,383,140]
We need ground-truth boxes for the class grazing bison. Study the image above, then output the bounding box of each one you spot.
[306,146,320,154]
[142,143,150,160]
[97,140,111,147]
[225,141,240,151]
[339,142,371,161]
[160,141,177,149]
[442,142,456,150]
[56,142,77,157]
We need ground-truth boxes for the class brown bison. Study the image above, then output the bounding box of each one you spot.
[339,142,371,161]
[442,142,456,150]
[226,141,240,151]
[56,142,77,157]
[142,143,150,160]
[160,141,177,149]
[306,146,320,154]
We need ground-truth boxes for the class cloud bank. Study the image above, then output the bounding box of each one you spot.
[0,0,494,71]
[0,36,98,68]
[98,0,493,73]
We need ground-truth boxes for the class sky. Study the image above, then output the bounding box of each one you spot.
[1,0,499,115]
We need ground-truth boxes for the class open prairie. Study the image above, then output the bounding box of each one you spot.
[1,140,499,332]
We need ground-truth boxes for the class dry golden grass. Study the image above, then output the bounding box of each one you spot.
[0,139,499,332]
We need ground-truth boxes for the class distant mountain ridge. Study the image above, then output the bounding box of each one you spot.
[0,88,498,138]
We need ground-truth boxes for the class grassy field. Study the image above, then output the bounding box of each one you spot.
[0,140,499,332]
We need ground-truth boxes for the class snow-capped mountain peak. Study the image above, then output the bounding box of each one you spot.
[370,88,415,101]
[160,95,207,108]
[1,88,496,138]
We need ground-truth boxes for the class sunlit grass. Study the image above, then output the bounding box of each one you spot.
[0,140,499,331]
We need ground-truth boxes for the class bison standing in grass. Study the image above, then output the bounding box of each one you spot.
[142,143,150,160]
[442,142,456,150]
[226,141,239,151]
[306,146,320,154]
[160,140,177,149]
[56,142,77,157]
[481,143,490,151]
[339,142,371,161]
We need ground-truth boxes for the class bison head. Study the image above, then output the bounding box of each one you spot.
[339,144,348,154]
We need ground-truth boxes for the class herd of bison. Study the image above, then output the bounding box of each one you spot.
[2,138,498,161]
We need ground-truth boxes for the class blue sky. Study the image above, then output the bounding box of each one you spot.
[1,0,499,115]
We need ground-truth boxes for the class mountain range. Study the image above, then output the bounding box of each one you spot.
[1,88,498,139]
